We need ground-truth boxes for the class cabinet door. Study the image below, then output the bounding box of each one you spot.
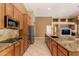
[51,45,57,56]
[23,14,28,35]
[47,38,50,48]
[47,38,52,51]
[5,3,14,18]
[0,4,5,29]
[51,40,57,56]
[0,45,14,56]
[27,39,30,48]
[23,38,30,52]
[14,6,19,21]
[20,39,24,55]
[58,49,66,56]
[58,45,68,56]
[19,12,23,30]
[23,39,28,51]
[15,41,20,56]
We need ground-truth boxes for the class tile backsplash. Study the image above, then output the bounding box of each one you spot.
[0,29,19,41]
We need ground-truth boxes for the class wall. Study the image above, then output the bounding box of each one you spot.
[35,17,52,37]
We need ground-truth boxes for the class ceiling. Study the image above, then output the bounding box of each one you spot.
[23,3,79,17]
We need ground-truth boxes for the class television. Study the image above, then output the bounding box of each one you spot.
[62,29,70,35]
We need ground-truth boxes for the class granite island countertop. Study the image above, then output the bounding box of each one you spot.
[49,36,79,52]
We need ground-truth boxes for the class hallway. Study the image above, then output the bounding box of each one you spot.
[23,37,51,56]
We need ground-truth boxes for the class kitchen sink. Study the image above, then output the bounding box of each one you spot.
[51,36,58,38]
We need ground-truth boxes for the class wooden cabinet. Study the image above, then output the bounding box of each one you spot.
[22,14,30,52]
[23,39,30,52]
[0,4,5,29]
[24,39,27,51]
[45,35,51,51]
[23,14,28,35]
[14,6,19,21]
[19,39,24,55]
[6,3,24,30]
[51,40,57,56]
[0,39,30,56]
[57,49,66,56]
[5,3,14,18]
[57,45,68,56]
[18,12,23,30]
[0,45,14,56]
[45,34,69,56]
[48,38,51,50]
[15,41,20,56]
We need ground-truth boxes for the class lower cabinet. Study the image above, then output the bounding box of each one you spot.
[45,34,69,56]
[15,41,21,56]
[19,39,24,55]
[0,39,30,56]
[51,40,57,56]
[57,45,68,56]
[0,45,14,56]
[57,49,66,56]
[45,35,51,51]
[23,39,30,52]
[48,38,51,50]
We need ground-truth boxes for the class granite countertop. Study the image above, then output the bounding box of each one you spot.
[49,36,79,52]
[0,43,13,52]
[0,36,22,52]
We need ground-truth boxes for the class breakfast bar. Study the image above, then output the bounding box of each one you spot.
[45,34,79,56]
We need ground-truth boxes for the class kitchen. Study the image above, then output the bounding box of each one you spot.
[1,3,79,56]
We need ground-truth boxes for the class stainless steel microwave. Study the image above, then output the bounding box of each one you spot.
[4,16,19,29]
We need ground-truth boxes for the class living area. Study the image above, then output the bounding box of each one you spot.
[46,16,79,56]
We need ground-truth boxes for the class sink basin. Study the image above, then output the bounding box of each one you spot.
[51,36,58,38]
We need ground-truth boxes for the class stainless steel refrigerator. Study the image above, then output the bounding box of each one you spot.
[28,25,34,44]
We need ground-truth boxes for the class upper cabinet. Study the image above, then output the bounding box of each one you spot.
[0,3,27,29]
[0,4,5,29]
[5,3,14,18]
[23,14,28,35]
[18,11,23,30]
[14,6,19,21]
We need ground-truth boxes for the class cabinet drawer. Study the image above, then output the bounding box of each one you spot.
[58,45,68,56]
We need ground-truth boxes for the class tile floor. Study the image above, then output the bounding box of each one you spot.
[23,37,51,56]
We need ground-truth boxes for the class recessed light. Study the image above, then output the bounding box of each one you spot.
[48,8,51,10]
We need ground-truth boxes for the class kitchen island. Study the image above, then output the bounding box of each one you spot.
[45,34,79,56]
